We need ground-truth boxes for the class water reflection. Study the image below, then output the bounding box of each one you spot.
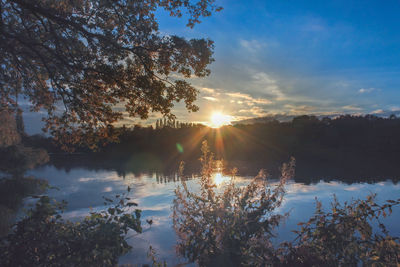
[21,159,398,266]
[213,172,230,186]
[0,176,48,236]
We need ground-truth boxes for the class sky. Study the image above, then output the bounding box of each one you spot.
[148,0,400,125]
[24,0,400,133]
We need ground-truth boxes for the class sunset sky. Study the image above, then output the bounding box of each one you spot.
[24,0,400,133]
[154,0,400,124]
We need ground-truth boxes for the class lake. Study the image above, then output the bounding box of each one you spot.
[26,157,400,266]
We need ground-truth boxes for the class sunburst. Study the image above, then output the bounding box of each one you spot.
[210,112,232,128]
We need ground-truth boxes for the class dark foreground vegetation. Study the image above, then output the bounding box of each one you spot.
[28,114,400,182]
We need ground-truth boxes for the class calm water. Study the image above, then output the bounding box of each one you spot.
[27,162,400,266]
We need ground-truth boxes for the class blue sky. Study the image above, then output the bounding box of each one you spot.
[150,0,400,125]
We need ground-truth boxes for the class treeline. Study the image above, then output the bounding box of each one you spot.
[154,118,200,129]
[25,114,400,182]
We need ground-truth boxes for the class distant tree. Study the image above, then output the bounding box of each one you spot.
[121,124,127,133]
[15,109,25,136]
[0,0,221,148]
[0,110,20,148]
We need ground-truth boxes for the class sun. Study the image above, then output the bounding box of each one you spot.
[210,112,232,128]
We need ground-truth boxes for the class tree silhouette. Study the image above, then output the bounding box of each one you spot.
[0,0,221,148]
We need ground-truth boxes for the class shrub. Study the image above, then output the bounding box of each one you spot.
[173,141,400,267]
[0,189,142,267]
[278,195,400,267]
[173,140,295,266]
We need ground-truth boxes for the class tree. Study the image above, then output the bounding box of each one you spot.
[0,0,221,149]
[0,110,20,148]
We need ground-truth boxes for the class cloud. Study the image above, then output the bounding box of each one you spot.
[371,109,384,114]
[239,39,265,53]
[342,105,363,111]
[284,104,315,114]
[227,92,253,101]
[201,87,216,94]
[358,88,377,94]
[344,185,365,192]
[226,92,272,105]
[251,72,286,100]
[238,107,269,117]
[300,16,327,33]
[252,98,273,105]
[203,96,219,102]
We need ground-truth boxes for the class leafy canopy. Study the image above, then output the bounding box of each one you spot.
[0,0,221,148]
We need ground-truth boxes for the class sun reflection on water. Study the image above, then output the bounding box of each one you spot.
[213,172,230,186]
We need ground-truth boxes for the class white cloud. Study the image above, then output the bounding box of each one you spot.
[358,88,378,94]
[251,72,286,100]
[201,87,216,94]
[227,92,253,100]
[238,107,269,117]
[239,39,264,53]
[253,98,273,105]
[203,96,219,102]
[371,109,384,114]
[342,105,363,111]
[226,92,272,105]
[284,104,315,114]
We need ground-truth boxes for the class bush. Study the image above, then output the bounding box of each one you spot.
[173,141,295,266]
[173,141,400,267]
[279,195,400,267]
[0,189,142,267]
[0,176,48,236]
